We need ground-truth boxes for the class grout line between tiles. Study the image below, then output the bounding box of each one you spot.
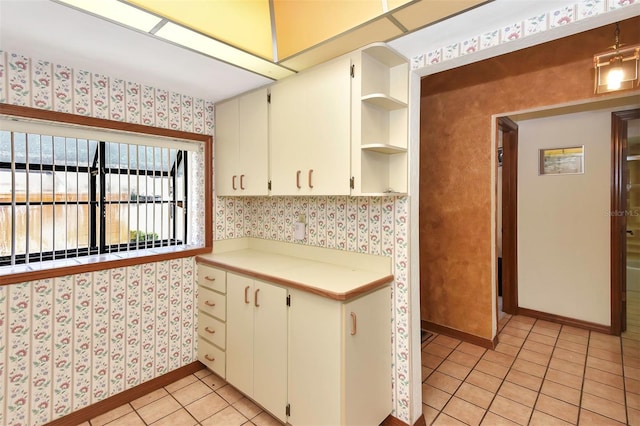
[489,316,538,426]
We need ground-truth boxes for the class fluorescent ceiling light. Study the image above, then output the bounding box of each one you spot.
[155,22,295,80]
[56,0,162,32]
[54,0,295,80]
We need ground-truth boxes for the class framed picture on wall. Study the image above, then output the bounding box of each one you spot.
[539,146,584,175]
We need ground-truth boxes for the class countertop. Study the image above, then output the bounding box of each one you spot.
[196,240,393,301]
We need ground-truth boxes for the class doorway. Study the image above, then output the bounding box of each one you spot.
[612,109,640,339]
[497,117,518,317]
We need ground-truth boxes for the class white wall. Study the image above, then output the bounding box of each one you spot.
[517,110,611,325]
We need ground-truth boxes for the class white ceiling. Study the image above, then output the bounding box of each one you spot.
[0,0,638,103]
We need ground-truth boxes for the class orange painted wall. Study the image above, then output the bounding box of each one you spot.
[419,16,640,340]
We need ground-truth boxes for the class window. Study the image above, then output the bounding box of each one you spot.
[0,112,209,273]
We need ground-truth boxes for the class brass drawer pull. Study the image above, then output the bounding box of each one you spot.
[232,175,237,190]
[296,170,301,189]
[350,312,357,336]
[308,169,314,188]
[204,275,216,281]
[204,326,216,334]
[205,300,216,307]
[255,288,260,307]
[244,286,250,304]
[205,354,215,362]
[240,174,245,190]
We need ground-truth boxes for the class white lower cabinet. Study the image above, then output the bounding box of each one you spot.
[196,264,227,379]
[203,264,392,425]
[226,273,288,422]
[287,286,392,426]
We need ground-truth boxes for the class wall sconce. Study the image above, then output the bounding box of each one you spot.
[594,23,640,94]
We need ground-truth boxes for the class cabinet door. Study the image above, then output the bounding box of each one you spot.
[287,289,342,426]
[253,280,288,422]
[238,88,269,195]
[343,286,392,425]
[226,273,254,396]
[214,97,240,196]
[270,56,352,195]
[215,88,269,196]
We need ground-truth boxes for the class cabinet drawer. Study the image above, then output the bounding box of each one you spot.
[198,264,226,293]
[198,312,226,349]
[198,338,225,379]
[198,287,226,320]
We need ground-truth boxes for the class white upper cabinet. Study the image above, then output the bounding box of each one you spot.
[213,43,408,197]
[351,44,409,195]
[215,87,269,196]
[269,56,352,196]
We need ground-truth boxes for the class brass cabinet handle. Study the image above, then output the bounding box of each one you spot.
[232,175,237,190]
[308,169,314,188]
[350,312,357,335]
[244,286,250,304]
[205,354,215,362]
[204,275,216,282]
[205,300,215,307]
[255,288,260,307]
[296,170,301,189]
[240,174,245,190]
[204,326,216,334]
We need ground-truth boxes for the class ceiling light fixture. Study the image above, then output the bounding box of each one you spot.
[593,23,640,94]
[154,22,294,80]
[53,0,295,81]
[55,0,163,32]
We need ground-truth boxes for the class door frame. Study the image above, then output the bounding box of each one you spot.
[611,108,640,335]
[498,116,518,315]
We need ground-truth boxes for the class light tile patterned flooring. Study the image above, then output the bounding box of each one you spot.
[80,313,640,426]
[422,314,640,425]
[80,369,282,426]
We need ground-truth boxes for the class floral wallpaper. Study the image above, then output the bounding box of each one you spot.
[411,0,637,70]
[0,259,196,425]
[0,50,209,425]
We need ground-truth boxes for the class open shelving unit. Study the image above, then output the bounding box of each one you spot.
[352,44,409,195]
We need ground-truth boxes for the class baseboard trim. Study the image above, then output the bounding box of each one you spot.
[516,307,612,335]
[382,413,427,426]
[422,320,497,349]
[45,361,205,426]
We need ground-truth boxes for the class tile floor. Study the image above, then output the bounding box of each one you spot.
[80,370,282,426]
[80,313,640,426]
[422,314,640,425]
[626,270,640,342]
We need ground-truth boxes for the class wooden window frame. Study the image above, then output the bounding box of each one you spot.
[0,103,213,286]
